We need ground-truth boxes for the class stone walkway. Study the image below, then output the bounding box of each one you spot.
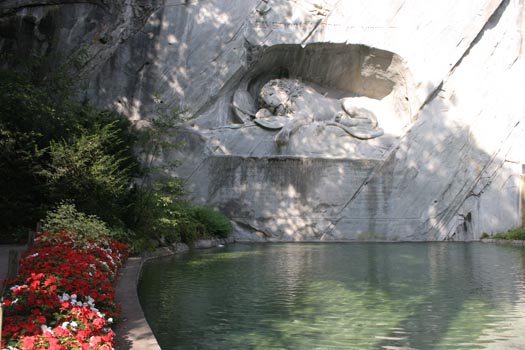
[114,257,162,350]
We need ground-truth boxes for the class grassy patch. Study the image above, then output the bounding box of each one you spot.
[492,227,525,240]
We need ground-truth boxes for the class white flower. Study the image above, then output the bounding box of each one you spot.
[10,284,25,291]
[107,317,113,324]
[71,321,78,328]
[59,293,71,302]
[41,325,54,335]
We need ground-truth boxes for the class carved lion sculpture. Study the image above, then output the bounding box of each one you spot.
[232,78,384,146]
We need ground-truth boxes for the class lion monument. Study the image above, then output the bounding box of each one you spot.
[232,78,384,146]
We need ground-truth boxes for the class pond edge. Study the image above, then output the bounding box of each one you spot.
[480,238,525,246]
[114,253,164,350]
[114,239,231,350]
[113,238,524,349]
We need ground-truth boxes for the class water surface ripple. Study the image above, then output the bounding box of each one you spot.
[138,243,525,350]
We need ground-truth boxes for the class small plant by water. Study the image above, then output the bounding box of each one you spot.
[190,206,233,239]
[492,227,525,240]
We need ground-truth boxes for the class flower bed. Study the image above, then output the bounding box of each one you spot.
[1,231,128,350]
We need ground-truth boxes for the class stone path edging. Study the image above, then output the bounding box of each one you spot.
[113,239,232,350]
[114,247,175,350]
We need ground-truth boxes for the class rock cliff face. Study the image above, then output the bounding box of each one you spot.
[2,0,524,241]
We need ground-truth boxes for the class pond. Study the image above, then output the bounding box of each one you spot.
[138,243,525,350]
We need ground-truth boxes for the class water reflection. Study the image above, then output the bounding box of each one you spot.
[139,243,525,350]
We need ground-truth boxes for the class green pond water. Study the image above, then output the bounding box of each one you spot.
[138,243,525,350]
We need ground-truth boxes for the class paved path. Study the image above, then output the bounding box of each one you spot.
[114,256,162,350]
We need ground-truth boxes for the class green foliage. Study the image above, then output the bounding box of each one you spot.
[42,202,110,244]
[106,226,157,255]
[129,179,232,245]
[0,67,73,230]
[131,179,186,244]
[190,206,232,239]
[128,98,190,243]
[134,95,185,184]
[492,228,525,240]
[130,179,229,245]
[480,232,490,239]
[0,55,233,249]
[0,60,139,238]
[170,206,232,244]
[177,218,207,244]
[41,121,133,225]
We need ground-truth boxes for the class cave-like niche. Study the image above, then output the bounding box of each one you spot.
[244,43,399,100]
[230,43,416,151]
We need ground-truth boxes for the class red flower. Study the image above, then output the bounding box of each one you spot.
[92,317,107,330]
[1,230,128,349]
[22,335,36,349]
[53,326,72,338]
[76,329,92,342]
[36,315,47,325]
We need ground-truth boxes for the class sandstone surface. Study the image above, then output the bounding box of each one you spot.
[1,0,524,241]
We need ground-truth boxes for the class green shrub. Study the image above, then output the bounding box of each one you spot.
[190,206,232,239]
[178,217,207,244]
[42,202,109,244]
[0,63,140,237]
[493,228,525,240]
[129,179,186,243]
[0,55,203,251]
[130,237,159,254]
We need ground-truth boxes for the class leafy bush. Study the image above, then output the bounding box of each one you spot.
[190,206,232,239]
[41,121,134,225]
[0,55,234,249]
[177,218,207,244]
[42,202,110,244]
[130,179,186,243]
[493,227,525,240]
[129,181,232,244]
[170,206,232,244]
[0,63,139,238]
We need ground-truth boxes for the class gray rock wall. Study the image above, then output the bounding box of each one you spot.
[1,0,523,241]
[188,156,379,240]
